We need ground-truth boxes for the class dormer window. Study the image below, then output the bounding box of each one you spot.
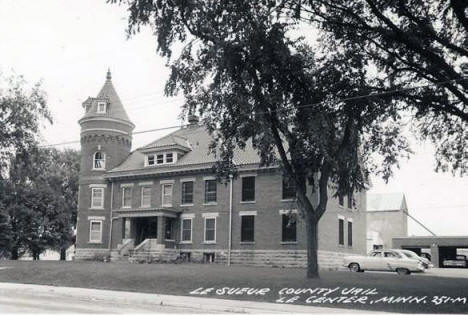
[156,154,164,164]
[145,152,177,167]
[96,101,107,114]
[93,151,105,170]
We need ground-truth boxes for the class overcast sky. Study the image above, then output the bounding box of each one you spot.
[1,0,467,236]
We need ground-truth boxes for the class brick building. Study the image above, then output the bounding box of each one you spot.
[75,71,368,268]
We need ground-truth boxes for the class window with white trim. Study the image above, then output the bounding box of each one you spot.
[204,217,216,243]
[181,181,194,204]
[89,220,102,243]
[282,175,296,200]
[91,188,104,209]
[181,218,192,242]
[282,213,297,242]
[122,187,132,208]
[145,152,176,167]
[93,151,105,170]
[241,215,255,242]
[96,101,107,113]
[338,217,344,245]
[141,186,151,207]
[241,176,255,202]
[348,220,353,247]
[347,194,353,209]
[204,179,217,203]
[162,184,173,207]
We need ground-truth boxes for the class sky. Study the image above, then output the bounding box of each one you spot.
[0,0,467,236]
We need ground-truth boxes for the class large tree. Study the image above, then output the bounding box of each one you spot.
[111,0,410,277]
[2,148,79,260]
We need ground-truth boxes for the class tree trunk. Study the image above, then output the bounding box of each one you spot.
[11,247,18,260]
[60,247,66,261]
[305,211,319,278]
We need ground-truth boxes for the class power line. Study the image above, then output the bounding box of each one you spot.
[39,124,186,148]
[40,77,467,148]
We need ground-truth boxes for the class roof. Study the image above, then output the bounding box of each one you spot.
[366,192,407,212]
[107,125,262,176]
[81,70,133,125]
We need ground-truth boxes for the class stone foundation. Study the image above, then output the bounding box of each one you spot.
[122,248,348,270]
[74,248,110,261]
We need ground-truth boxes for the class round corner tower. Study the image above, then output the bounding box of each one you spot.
[78,69,135,177]
[75,69,134,256]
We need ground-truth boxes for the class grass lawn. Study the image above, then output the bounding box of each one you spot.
[1,260,468,313]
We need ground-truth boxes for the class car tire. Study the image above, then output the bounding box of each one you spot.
[396,268,411,275]
[349,263,361,272]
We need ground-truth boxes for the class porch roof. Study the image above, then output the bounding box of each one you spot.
[112,207,180,218]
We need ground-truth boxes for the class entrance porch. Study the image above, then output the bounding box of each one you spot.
[110,209,180,262]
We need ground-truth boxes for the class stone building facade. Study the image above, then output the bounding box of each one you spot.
[75,71,368,269]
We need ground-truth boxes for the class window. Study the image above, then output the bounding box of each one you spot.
[370,251,382,257]
[282,176,296,200]
[204,180,217,203]
[347,220,353,247]
[204,217,216,243]
[338,195,344,207]
[241,176,255,202]
[373,245,383,250]
[89,221,102,243]
[338,218,344,245]
[96,101,106,113]
[181,218,192,242]
[93,151,105,170]
[122,187,132,208]
[165,218,174,240]
[162,184,173,207]
[141,186,151,207]
[166,152,174,163]
[347,194,353,209]
[91,188,104,209]
[181,181,194,204]
[282,213,297,242]
[146,152,176,167]
[384,251,399,258]
[240,215,255,242]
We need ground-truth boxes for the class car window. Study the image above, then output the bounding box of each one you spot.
[384,252,398,258]
[370,251,381,257]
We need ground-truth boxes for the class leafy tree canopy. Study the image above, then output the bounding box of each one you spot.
[0,73,51,174]
[111,0,412,277]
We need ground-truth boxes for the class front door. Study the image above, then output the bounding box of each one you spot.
[135,217,158,245]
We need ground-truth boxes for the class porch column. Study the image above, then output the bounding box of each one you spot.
[157,216,166,244]
[431,244,439,268]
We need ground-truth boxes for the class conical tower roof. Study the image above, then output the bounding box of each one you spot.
[81,69,134,127]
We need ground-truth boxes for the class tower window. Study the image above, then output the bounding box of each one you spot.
[93,151,105,170]
[96,101,107,113]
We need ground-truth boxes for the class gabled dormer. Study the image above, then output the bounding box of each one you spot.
[140,134,192,167]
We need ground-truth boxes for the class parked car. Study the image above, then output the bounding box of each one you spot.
[394,249,433,269]
[343,250,426,275]
[442,255,468,268]
[420,252,432,261]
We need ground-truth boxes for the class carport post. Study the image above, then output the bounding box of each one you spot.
[431,244,439,268]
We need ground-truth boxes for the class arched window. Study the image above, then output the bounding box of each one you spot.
[93,151,105,170]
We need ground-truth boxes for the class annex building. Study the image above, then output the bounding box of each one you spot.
[75,71,368,269]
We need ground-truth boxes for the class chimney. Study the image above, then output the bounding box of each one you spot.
[187,113,199,127]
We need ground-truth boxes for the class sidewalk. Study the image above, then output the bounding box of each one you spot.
[0,282,377,313]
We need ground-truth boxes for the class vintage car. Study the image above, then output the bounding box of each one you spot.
[394,249,434,269]
[343,249,426,275]
[442,255,468,268]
